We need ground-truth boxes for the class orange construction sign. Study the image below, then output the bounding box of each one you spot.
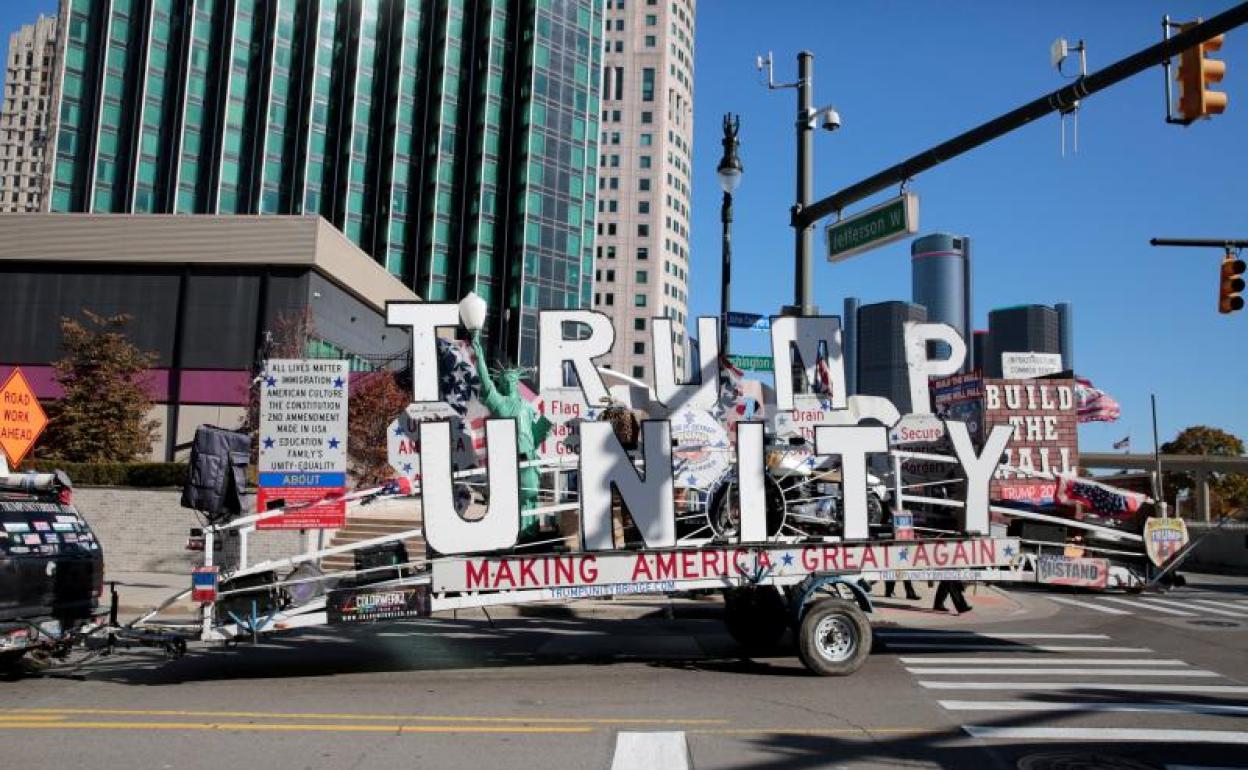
[0,368,48,467]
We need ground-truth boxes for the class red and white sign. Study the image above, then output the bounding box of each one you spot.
[1037,555,1109,588]
[257,359,349,529]
[432,538,1019,593]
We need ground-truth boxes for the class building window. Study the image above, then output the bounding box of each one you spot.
[636,270,648,283]
[640,133,653,146]
[639,155,651,169]
[645,14,657,25]
[638,201,649,214]
[634,341,646,355]
[634,318,646,331]
[635,294,647,307]
[605,293,615,306]
[638,224,649,237]
[639,178,651,191]
[641,111,653,124]
[606,269,616,281]
[633,365,645,378]
[645,35,656,47]
[641,68,655,101]
[637,247,648,259]
[606,246,617,258]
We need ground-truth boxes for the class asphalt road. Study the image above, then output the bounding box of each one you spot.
[3,580,1247,770]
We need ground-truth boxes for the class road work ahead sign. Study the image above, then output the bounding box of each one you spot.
[0,368,47,467]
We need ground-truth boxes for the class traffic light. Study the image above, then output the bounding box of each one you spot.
[1219,252,1246,314]
[1176,21,1228,122]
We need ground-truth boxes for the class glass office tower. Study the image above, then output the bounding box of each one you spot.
[48,0,602,366]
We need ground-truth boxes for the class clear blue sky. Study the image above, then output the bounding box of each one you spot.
[3,1,1244,452]
[688,1,1248,452]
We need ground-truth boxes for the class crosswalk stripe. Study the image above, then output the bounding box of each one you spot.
[1097,596,1196,617]
[921,682,1248,694]
[1178,599,1248,618]
[610,732,690,770]
[898,657,1187,665]
[884,644,1151,652]
[875,631,1109,639]
[963,726,1248,744]
[1044,595,1133,615]
[1136,595,1246,617]
[940,700,1248,716]
[906,667,1218,677]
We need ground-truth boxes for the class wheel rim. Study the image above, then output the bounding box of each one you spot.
[813,614,857,662]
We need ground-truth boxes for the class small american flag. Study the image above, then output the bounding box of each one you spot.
[1112,436,1131,451]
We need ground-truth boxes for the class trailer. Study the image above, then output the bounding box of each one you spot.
[103,446,1166,679]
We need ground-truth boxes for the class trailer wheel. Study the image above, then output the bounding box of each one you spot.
[797,598,871,676]
[723,586,788,654]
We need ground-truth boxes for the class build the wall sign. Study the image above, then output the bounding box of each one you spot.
[257,359,349,529]
[984,377,1078,505]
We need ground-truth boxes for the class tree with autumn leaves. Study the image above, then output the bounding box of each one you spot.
[1162,425,1248,517]
[40,311,159,462]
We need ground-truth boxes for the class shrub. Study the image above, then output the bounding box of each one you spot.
[21,460,188,488]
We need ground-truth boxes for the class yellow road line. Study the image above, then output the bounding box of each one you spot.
[0,715,66,722]
[2,707,724,726]
[0,721,594,734]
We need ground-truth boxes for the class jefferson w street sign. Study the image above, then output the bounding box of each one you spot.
[825,193,919,263]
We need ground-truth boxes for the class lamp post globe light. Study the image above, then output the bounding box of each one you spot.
[717,113,743,356]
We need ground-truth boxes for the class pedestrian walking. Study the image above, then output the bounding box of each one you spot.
[933,580,972,614]
[884,580,920,600]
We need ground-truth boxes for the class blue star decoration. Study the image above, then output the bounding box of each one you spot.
[402,463,413,474]
[393,424,405,436]
[265,375,277,388]
[262,437,275,449]
[897,547,910,563]
[333,376,345,389]
[328,437,341,449]
[781,552,795,567]
[1003,544,1016,558]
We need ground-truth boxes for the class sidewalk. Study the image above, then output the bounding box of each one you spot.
[107,568,1044,628]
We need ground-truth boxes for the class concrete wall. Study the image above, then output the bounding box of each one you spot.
[1184,521,1248,575]
[74,487,305,575]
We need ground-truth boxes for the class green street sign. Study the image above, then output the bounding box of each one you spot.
[825,193,919,263]
[728,354,773,372]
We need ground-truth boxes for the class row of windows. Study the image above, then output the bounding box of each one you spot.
[596,244,649,260]
[595,268,648,284]
[595,221,651,238]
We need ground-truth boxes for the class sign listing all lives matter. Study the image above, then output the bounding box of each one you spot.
[257,359,349,529]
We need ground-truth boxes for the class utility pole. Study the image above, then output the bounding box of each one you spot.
[794,52,815,316]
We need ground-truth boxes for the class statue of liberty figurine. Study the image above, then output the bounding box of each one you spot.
[470,330,551,540]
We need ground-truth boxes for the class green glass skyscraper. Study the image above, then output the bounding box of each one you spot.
[49,0,602,365]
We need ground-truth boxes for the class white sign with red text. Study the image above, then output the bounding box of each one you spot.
[432,538,1019,593]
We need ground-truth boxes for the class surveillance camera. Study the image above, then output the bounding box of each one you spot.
[821,108,841,132]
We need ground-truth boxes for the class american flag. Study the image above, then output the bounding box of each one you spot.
[1075,377,1121,423]
[1056,474,1146,517]
[1112,435,1131,451]
[716,354,748,420]
[436,337,480,416]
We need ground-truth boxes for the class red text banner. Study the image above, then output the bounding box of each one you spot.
[431,538,1020,593]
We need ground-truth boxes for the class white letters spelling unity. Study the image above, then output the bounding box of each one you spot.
[387,305,1013,555]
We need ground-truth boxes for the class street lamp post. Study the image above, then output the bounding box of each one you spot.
[716,114,743,356]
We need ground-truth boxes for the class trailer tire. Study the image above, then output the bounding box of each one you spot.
[723,586,788,654]
[797,598,871,676]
